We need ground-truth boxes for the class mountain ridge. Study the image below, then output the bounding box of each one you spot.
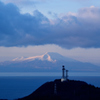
[11,52,76,62]
[0,52,100,72]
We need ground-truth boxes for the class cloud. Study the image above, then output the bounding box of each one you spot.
[51,6,100,48]
[0,2,50,46]
[0,1,100,49]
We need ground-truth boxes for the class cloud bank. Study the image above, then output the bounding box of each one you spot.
[0,1,100,49]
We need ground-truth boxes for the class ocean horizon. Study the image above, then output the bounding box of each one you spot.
[0,73,100,100]
[0,72,100,76]
[0,75,100,100]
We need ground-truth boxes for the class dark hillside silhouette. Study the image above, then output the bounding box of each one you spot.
[18,79,100,100]
[18,66,100,100]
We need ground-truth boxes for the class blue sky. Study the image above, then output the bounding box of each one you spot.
[0,0,100,65]
[1,0,100,18]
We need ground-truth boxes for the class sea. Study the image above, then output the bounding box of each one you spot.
[0,72,100,100]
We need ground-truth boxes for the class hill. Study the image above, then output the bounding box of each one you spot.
[18,79,100,100]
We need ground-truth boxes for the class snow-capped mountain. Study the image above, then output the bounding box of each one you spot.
[0,52,100,72]
[12,52,55,62]
[12,52,76,62]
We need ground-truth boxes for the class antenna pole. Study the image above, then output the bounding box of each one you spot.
[66,70,68,80]
[62,65,65,78]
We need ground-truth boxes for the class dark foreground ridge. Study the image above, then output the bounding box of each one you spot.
[18,79,100,100]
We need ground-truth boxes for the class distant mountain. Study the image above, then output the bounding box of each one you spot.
[11,52,76,62]
[0,52,100,72]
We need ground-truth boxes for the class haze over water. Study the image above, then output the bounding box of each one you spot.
[0,72,100,76]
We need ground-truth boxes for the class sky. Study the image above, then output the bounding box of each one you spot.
[0,0,100,65]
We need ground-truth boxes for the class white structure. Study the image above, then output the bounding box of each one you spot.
[61,65,68,82]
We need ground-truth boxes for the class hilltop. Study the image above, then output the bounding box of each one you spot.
[18,79,100,100]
